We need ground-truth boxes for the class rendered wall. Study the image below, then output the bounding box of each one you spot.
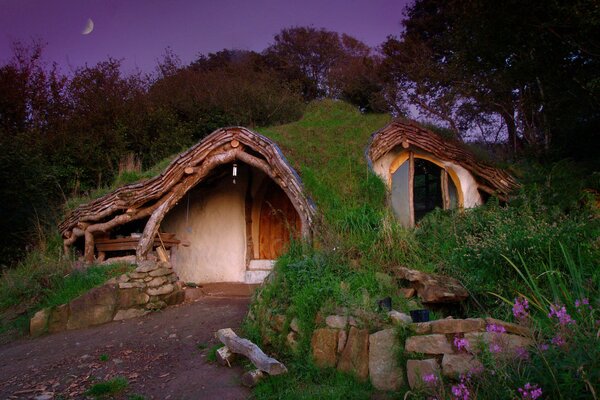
[372,147,483,208]
[162,174,248,283]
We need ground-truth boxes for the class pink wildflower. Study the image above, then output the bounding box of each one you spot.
[538,343,549,351]
[575,298,592,312]
[551,334,566,347]
[451,383,470,400]
[516,346,530,360]
[548,304,575,325]
[453,336,470,352]
[513,297,529,320]
[486,323,507,333]
[422,373,437,385]
[489,342,502,353]
[518,383,543,399]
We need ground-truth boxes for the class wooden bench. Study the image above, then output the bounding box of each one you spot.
[95,233,186,260]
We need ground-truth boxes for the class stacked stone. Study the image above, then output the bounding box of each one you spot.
[404,318,532,389]
[30,261,184,337]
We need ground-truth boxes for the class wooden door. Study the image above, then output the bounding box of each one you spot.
[259,182,300,259]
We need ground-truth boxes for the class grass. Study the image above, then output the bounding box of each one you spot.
[85,376,129,398]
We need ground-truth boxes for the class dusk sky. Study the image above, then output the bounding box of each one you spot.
[0,0,408,74]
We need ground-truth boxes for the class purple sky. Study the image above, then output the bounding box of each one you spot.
[0,0,408,74]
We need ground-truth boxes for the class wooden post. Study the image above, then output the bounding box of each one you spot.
[441,170,450,209]
[241,369,265,387]
[84,230,95,264]
[408,152,415,227]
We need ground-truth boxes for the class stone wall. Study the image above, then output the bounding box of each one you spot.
[30,260,184,337]
[308,312,532,391]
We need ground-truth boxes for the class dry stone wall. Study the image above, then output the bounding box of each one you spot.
[30,261,184,337]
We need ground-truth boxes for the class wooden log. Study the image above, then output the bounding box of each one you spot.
[241,369,265,387]
[216,328,287,375]
[216,346,236,367]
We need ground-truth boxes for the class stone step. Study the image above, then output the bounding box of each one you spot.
[248,259,275,271]
[245,270,272,284]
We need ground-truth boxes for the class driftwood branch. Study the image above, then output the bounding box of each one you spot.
[216,328,287,375]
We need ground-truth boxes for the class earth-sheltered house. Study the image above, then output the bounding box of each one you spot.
[59,127,316,285]
[367,120,518,227]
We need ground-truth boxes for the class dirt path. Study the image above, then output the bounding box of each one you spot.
[0,292,254,399]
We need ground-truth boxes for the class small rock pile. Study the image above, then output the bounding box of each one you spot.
[30,260,184,337]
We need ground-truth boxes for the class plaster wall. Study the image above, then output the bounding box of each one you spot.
[162,175,248,283]
[372,148,483,208]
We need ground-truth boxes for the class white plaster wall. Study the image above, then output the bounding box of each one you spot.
[372,148,483,208]
[162,176,247,283]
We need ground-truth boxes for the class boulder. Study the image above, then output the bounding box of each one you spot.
[30,308,50,337]
[411,322,432,334]
[162,286,185,306]
[406,359,440,390]
[388,310,412,325]
[118,288,150,308]
[430,318,485,334]
[369,329,403,391]
[67,284,117,330]
[311,328,338,368]
[149,267,172,277]
[326,315,348,329]
[147,283,174,296]
[464,332,533,355]
[337,327,369,381]
[442,354,483,378]
[405,334,453,354]
[135,261,159,273]
[118,282,145,289]
[338,329,348,353]
[113,308,149,321]
[397,267,468,304]
[146,276,168,288]
[398,288,416,298]
[48,304,69,333]
[146,300,167,310]
[117,274,130,283]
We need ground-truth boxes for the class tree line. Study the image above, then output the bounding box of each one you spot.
[1,1,598,264]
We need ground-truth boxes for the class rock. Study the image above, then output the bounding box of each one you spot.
[149,267,172,277]
[290,317,300,333]
[30,308,50,337]
[287,332,299,351]
[485,317,531,337]
[337,327,369,381]
[33,393,54,400]
[146,300,167,310]
[167,273,178,283]
[118,282,145,289]
[311,328,338,368]
[405,334,453,354]
[147,283,174,296]
[216,346,236,366]
[348,316,358,327]
[326,315,348,329]
[411,322,432,334]
[241,369,265,388]
[135,261,159,273]
[67,284,117,330]
[147,276,168,288]
[271,314,286,332]
[442,354,483,378]
[48,304,69,333]
[464,332,533,355]
[397,267,468,304]
[406,359,440,390]
[369,329,403,391]
[399,288,416,298]
[388,310,412,325]
[338,329,347,353]
[430,318,485,334]
[117,274,130,283]
[113,308,149,321]
[128,271,147,279]
[118,288,150,308]
[162,286,185,306]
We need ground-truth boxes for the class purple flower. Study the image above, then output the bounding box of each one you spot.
[518,383,543,399]
[575,298,592,312]
[451,383,470,400]
[551,334,566,347]
[454,336,470,352]
[489,343,502,353]
[513,297,530,320]
[486,323,507,333]
[548,304,575,326]
[516,346,530,360]
[422,373,437,384]
[538,343,549,352]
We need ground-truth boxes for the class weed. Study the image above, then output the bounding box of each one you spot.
[206,344,224,363]
[99,354,109,362]
[85,376,128,398]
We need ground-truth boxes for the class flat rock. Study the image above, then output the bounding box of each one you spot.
[162,286,185,305]
[442,354,483,378]
[147,283,174,296]
[326,315,348,329]
[337,327,369,381]
[30,308,50,337]
[338,329,347,353]
[113,308,149,321]
[464,332,533,355]
[147,276,168,288]
[118,282,145,289]
[397,267,468,304]
[369,329,403,391]
[149,267,172,277]
[67,284,117,330]
[118,288,150,308]
[485,317,531,337]
[399,288,416,298]
[388,310,412,325]
[48,304,69,333]
[405,334,452,354]
[411,322,432,334]
[430,318,485,334]
[311,328,338,368]
[406,359,440,390]
[128,271,147,279]
[135,261,160,273]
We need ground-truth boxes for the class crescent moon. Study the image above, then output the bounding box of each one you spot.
[82,18,94,35]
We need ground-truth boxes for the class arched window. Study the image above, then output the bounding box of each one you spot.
[390,152,462,227]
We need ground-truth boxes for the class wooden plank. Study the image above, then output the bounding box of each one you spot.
[217,328,287,375]
[408,151,415,227]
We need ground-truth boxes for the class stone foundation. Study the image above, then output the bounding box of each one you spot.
[30,261,184,337]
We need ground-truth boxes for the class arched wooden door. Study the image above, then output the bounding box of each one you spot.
[259,181,301,259]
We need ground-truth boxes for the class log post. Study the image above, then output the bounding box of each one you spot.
[84,229,95,264]
[216,346,236,367]
[241,369,265,387]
